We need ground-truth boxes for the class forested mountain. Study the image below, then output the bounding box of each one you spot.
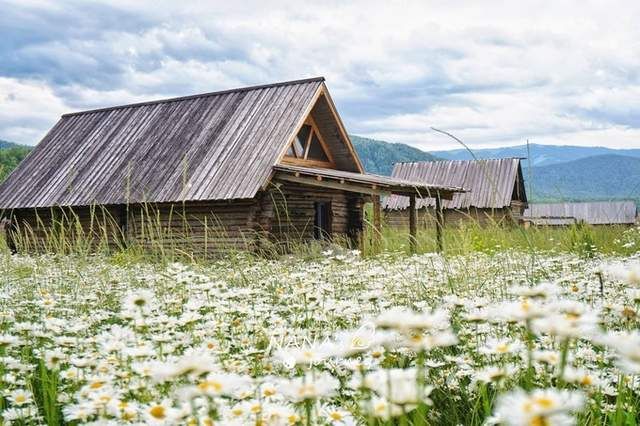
[528,154,640,203]
[0,140,32,182]
[350,135,440,175]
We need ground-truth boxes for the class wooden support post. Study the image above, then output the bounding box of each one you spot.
[119,204,129,248]
[372,195,381,254]
[409,194,417,254]
[435,192,444,253]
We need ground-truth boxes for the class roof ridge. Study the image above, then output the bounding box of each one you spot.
[62,76,325,118]
[396,157,524,165]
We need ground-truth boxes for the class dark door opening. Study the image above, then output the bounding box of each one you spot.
[314,201,331,239]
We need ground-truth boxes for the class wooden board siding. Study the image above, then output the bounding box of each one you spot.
[523,201,637,226]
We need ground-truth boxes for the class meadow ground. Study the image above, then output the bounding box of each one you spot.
[1,223,640,425]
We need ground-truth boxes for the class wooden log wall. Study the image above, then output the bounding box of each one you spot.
[6,185,366,255]
[262,181,364,246]
[125,200,260,256]
[8,205,124,252]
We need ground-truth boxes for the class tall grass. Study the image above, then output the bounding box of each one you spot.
[1,202,636,262]
[1,203,354,263]
[361,220,633,257]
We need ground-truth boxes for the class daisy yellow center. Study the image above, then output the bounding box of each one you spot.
[288,414,300,424]
[89,381,105,390]
[622,307,636,319]
[529,415,550,426]
[580,376,593,386]
[263,388,276,397]
[374,401,387,414]
[564,312,580,321]
[14,394,27,404]
[198,380,223,393]
[533,396,556,409]
[496,343,509,353]
[298,384,315,397]
[330,411,344,420]
[490,371,505,380]
[410,334,424,343]
[122,411,136,421]
[231,407,244,416]
[149,405,166,419]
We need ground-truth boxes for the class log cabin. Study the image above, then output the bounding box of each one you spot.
[383,158,527,228]
[0,77,461,255]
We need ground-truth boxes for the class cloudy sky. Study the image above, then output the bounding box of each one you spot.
[1,0,639,152]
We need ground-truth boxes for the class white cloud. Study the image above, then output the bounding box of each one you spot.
[0,77,69,143]
[1,0,640,151]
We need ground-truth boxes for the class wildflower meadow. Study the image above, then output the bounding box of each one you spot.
[2,228,640,425]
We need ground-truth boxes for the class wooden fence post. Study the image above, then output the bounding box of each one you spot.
[409,194,417,254]
[435,193,444,253]
[372,195,381,254]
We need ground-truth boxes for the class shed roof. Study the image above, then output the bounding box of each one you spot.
[0,77,333,209]
[384,158,525,210]
[523,201,637,225]
[273,164,463,198]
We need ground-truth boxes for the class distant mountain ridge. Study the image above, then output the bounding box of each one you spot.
[529,154,640,203]
[0,139,27,149]
[350,135,440,175]
[433,143,640,167]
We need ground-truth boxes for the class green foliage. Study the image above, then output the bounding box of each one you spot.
[0,144,32,182]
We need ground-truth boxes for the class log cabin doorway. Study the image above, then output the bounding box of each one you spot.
[314,201,331,239]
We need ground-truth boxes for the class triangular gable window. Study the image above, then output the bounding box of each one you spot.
[283,117,334,167]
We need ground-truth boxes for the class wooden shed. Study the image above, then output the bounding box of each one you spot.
[523,201,638,226]
[383,158,528,227]
[0,77,460,254]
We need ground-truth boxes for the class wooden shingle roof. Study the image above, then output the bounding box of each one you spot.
[0,77,326,209]
[384,158,526,210]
